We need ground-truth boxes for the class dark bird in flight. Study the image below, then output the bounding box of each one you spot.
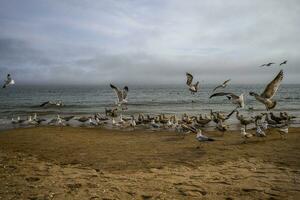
[260,62,275,67]
[280,60,287,66]
[249,70,283,110]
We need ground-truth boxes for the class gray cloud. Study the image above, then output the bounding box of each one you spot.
[0,0,300,85]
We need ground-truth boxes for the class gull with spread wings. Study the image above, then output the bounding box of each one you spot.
[186,72,199,94]
[2,74,15,88]
[280,60,287,66]
[110,84,129,107]
[260,62,275,67]
[249,70,283,110]
[210,92,244,108]
[212,79,231,92]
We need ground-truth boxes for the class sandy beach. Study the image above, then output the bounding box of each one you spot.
[0,127,299,200]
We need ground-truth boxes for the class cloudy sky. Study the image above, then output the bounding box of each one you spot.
[0,0,299,85]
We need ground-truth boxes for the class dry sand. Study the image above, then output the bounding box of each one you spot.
[0,126,299,200]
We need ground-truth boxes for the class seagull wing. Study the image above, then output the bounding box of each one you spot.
[186,72,193,86]
[209,92,239,99]
[261,70,283,99]
[280,60,287,65]
[223,79,231,85]
[212,85,222,92]
[110,84,123,102]
[40,101,50,107]
[122,86,129,100]
[181,124,197,133]
[226,108,237,119]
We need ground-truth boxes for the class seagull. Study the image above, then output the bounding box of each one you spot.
[210,92,244,108]
[40,100,63,107]
[48,115,65,126]
[196,129,215,142]
[240,127,253,142]
[255,125,266,137]
[212,79,231,92]
[260,62,275,67]
[32,113,46,124]
[87,118,98,126]
[150,119,160,129]
[270,112,285,123]
[76,116,90,123]
[2,74,15,88]
[186,72,199,94]
[110,84,129,106]
[280,60,287,66]
[277,125,289,139]
[262,113,278,125]
[268,123,289,139]
[61,116,75,122]
[249,70,283,110]
[235,110,254,130]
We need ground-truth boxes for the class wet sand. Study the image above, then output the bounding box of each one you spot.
[0,126,299,199]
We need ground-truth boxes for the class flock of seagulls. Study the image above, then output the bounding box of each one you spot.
[260,60,287,67]
[2,59,297,143]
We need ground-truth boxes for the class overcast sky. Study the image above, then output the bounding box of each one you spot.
[0,0,299,85]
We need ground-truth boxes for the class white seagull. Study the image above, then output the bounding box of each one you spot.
[210,92,244,108]
[196,129,215,142]
[2,74,15,88]
[110,84,129,106]
[249,70,283,110]
[186,72,199,94]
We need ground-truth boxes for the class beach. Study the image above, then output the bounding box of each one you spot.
[0,127,299,199]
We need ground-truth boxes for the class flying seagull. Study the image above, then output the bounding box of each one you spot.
[186,72,199,94]
[212,79,231,92]
[260,62,275,67]
[110,84,129,106]
[280,60,287,66]
[2,74,15,88]
[209,92,244,108]
[249,69,283,110]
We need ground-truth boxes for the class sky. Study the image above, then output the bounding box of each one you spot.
[0,0,299,85]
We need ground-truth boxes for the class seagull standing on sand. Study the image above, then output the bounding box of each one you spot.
[196,130,215,142]
[210,92,244,108]
[249,70,283,110]
[212,79,231,92]
[186,72,199,94]
[2,74,15,88]
[110,84,129,106]
[256,126,266,137]
[240,127,253,143]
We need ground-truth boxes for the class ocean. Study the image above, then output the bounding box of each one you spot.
[0,84,299,129]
